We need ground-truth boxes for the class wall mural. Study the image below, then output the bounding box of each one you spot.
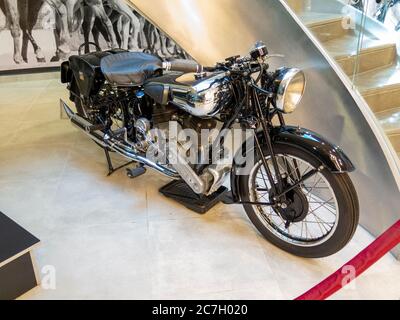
[350,0,400,32]
[0,0,189,71]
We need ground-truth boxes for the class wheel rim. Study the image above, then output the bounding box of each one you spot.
[248,154,339,247]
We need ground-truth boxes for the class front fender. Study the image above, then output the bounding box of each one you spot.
[271,126,355,173]
[230,126,355,202]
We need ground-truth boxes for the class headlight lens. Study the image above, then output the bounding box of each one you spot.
[275,68,306,113]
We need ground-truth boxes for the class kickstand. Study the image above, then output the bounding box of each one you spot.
[103,148,136,176]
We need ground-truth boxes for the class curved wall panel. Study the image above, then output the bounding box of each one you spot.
[129,0,400,257]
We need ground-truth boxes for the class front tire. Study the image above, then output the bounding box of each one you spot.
[238,144,359,258]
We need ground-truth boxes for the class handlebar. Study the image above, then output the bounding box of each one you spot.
[162,55,267,76]
[162,59,204,73]
[162,42,272,75]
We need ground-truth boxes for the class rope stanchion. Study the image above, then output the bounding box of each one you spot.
[295,220,400,300]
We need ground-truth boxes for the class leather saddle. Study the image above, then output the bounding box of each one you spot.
[100,52,163,86]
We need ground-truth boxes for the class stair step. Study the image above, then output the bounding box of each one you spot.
[323,32,397,75]
[286,0,349,42]
[300,12,345,28]
[283,0,400,155]
[377,108,400,133]
[355,64,400,112]
[355,64,400,92]
[388,133,400,154]
[388,132,400,153]
[297,11,397,75]
[285,0,346,20]
[304,14,348,42]
[377,108,400,153]
[364,85,400,114]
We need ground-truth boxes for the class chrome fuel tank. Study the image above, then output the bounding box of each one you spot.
[170,72,232,117]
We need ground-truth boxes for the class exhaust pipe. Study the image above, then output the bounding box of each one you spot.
[61,100,179,179]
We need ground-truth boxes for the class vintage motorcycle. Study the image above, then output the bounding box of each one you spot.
[60,41,359,258]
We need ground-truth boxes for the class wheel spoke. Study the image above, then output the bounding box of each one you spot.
[249,153,339,247]
[311,213,332,233]
[308,197,334,215]
[312,214,326,235]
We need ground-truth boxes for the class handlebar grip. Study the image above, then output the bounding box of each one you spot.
[163,59,204,73]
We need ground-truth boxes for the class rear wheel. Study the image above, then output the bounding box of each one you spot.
[72,86,112,150]
[238,144,359,258]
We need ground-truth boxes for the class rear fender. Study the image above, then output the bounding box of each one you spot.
[61,61,72,84]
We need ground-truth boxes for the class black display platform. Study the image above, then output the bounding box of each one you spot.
[159,180,228,214]
[0,212,40,300]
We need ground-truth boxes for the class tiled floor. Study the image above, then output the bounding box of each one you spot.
[0,72,399,300]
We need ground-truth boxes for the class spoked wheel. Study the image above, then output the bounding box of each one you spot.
[239,144,359,258]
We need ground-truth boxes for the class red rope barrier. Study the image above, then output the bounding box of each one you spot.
[295,220,400,300]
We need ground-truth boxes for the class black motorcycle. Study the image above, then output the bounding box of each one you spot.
[61,42,359,258]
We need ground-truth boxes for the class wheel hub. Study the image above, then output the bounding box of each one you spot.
[270,186,309,223]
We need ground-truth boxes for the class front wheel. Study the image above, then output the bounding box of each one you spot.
[238,144,359,258]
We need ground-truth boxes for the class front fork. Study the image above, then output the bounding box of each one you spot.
[251,93,320,207]
[252,90,284,197]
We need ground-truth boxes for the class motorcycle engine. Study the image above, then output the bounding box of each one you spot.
[111,87,231,196]
[134,117,152,151]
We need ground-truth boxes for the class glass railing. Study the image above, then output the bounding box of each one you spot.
[343,0,400,83]
[284,0,400,158]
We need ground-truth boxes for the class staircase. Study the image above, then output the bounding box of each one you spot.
[285,0,400,159]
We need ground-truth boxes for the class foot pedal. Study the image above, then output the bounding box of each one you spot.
[159,180,228,214]
[126,166,146,179]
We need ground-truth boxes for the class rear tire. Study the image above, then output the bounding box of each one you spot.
[238,144,359,258]
[72,87,112,151]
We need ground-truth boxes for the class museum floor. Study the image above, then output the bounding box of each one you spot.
[0,71,399,300]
